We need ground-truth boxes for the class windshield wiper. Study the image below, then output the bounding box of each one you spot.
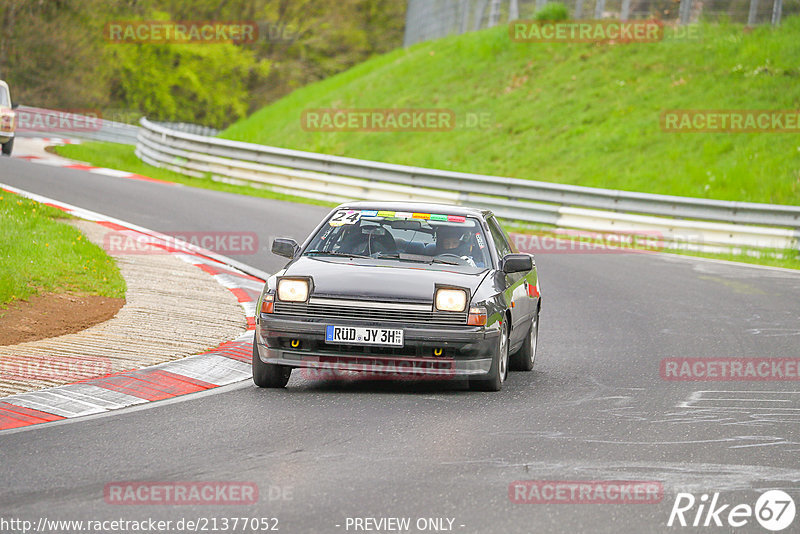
[327,250,465,266]
[306,251,371,259]
[373,252,463,266]
[430,258,462,265]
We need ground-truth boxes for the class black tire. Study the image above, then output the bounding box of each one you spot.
[252,333,291,388]
[469,322,509,392]
[1,137,13,156]
[510,308,539,372]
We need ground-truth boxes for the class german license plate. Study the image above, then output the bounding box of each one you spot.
[325,326,404,347]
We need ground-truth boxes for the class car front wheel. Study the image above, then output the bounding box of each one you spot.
[2,137,13,156]
[252,333,292,388]
[469,322,508,392]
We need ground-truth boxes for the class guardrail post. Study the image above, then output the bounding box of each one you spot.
[771,0,783,25]
[488,0,502,27]
[620,0,631,20]
[679,0,693,24]
[474,0,489,30]
[444,0,457,36]
[748,0,759,25]
[574,0,584,18]
[459,0,469,32]
[403,0,417,46]
[594,0,606,19]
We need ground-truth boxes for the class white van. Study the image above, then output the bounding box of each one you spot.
[0,80,16,156]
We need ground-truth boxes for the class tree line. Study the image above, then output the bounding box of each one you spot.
[0,0,405,127]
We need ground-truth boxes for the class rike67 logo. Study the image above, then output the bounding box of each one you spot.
[668,490,796,531]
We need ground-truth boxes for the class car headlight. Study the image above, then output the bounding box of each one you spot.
[435,288,467,312]
[277,279,310,302]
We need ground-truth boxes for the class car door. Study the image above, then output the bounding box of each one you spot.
[487,216,530,347]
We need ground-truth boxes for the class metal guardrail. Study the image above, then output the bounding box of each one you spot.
[14,106,140,145]
[16,107,795,252]
[151,121,219,138]
[135,117,799,251]
[13,108,218,146]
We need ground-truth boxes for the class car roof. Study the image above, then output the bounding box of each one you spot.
[334,201,492,220]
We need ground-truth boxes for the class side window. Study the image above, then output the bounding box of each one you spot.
[487,217,512,259]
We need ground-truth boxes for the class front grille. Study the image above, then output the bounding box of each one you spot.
[274,298,467,326]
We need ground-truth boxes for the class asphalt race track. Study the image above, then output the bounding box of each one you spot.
[1,156,799,533]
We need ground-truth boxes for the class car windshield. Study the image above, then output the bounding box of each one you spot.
[0,86,10,107]
[304,209,492,269]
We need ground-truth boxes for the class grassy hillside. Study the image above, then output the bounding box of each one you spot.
[221,19,800,206]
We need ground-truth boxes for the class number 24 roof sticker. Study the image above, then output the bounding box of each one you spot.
[331,209,466,225]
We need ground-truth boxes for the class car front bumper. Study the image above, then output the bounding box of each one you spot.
[255,314,499,377]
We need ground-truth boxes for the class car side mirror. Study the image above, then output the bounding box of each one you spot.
[272,238,299,259]
[502,253,533,274]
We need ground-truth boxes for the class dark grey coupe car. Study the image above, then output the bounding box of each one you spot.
[253,202,541,391]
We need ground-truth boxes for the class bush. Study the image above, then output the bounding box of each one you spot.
[534,2,570,21]
[108,43,270,128]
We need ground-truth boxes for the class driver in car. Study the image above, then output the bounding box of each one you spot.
[337,223,396,257]
[435,226,484,268]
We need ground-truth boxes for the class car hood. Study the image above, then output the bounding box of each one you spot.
[283,256,490,302]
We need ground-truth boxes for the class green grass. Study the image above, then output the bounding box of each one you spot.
[0,194,126,308]
[221,18,800,206]
[52,142,337,208]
